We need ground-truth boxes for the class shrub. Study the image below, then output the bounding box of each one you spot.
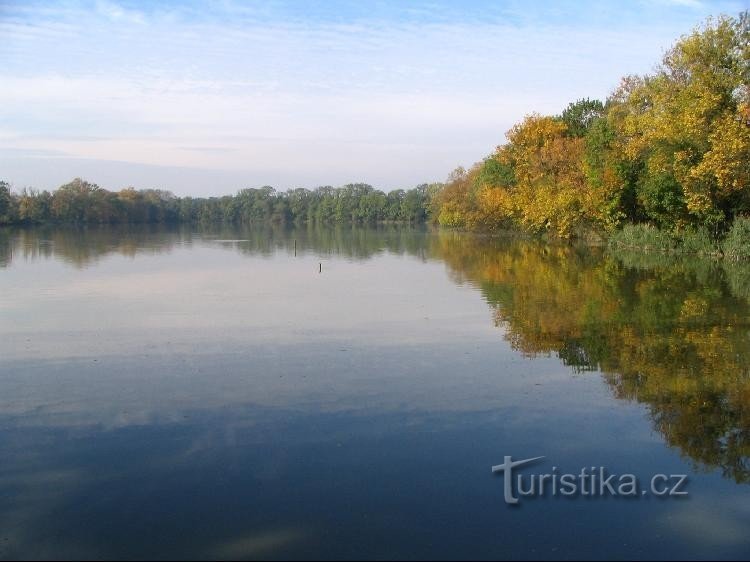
[677,227,720,256]
[608,223,676,252]
[722,217,750,261]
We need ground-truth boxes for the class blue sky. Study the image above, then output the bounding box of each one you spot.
[0,0,744,195]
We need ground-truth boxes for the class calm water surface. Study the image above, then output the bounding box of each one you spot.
[0,225,749,560]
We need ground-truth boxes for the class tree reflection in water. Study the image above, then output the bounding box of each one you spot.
[3,225,749,483]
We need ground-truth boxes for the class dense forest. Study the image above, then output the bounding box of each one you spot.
[1,12,748,243]
[434,12,749,239]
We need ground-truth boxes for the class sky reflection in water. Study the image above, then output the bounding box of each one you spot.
[0,225,749,560]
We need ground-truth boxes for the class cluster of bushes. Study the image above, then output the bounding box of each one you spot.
[607,221,750,259]
[721,218,750,261]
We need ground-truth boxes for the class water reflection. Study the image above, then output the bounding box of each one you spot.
[433,235,750,484]
[0,224,433,267]
[1,225,750,558]
[3,225,750,485]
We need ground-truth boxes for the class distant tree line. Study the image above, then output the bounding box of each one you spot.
[0,179,443,226]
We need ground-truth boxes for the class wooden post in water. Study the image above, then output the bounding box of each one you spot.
[294,239,297,257]
[319,262,322,273]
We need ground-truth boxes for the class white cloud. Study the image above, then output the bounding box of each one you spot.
[0,0,737,193]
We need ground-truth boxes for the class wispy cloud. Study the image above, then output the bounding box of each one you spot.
[0,0,742,194]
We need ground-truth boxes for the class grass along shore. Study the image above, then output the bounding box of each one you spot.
[607,218,750,261]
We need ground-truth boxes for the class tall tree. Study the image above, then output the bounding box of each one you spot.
[0,181,11,222]
[620,13,750,229]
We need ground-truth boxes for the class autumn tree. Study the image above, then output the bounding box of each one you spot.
[619,13,750,230]
[499,114,589,237]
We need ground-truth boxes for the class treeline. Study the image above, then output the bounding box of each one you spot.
[0,179,442,225]
[434,12,749,238]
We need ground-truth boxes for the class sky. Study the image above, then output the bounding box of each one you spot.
[0,0,745,196]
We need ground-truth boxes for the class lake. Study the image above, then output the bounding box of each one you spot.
[0,224,749,560]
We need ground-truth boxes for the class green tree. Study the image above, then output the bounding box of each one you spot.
[0,181,11,222]
[560,98,605,138]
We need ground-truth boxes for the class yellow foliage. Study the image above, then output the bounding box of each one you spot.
[433,13,749,235]
[431,233,750,481]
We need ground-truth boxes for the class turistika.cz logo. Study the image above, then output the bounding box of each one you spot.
[491,456,688,505]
